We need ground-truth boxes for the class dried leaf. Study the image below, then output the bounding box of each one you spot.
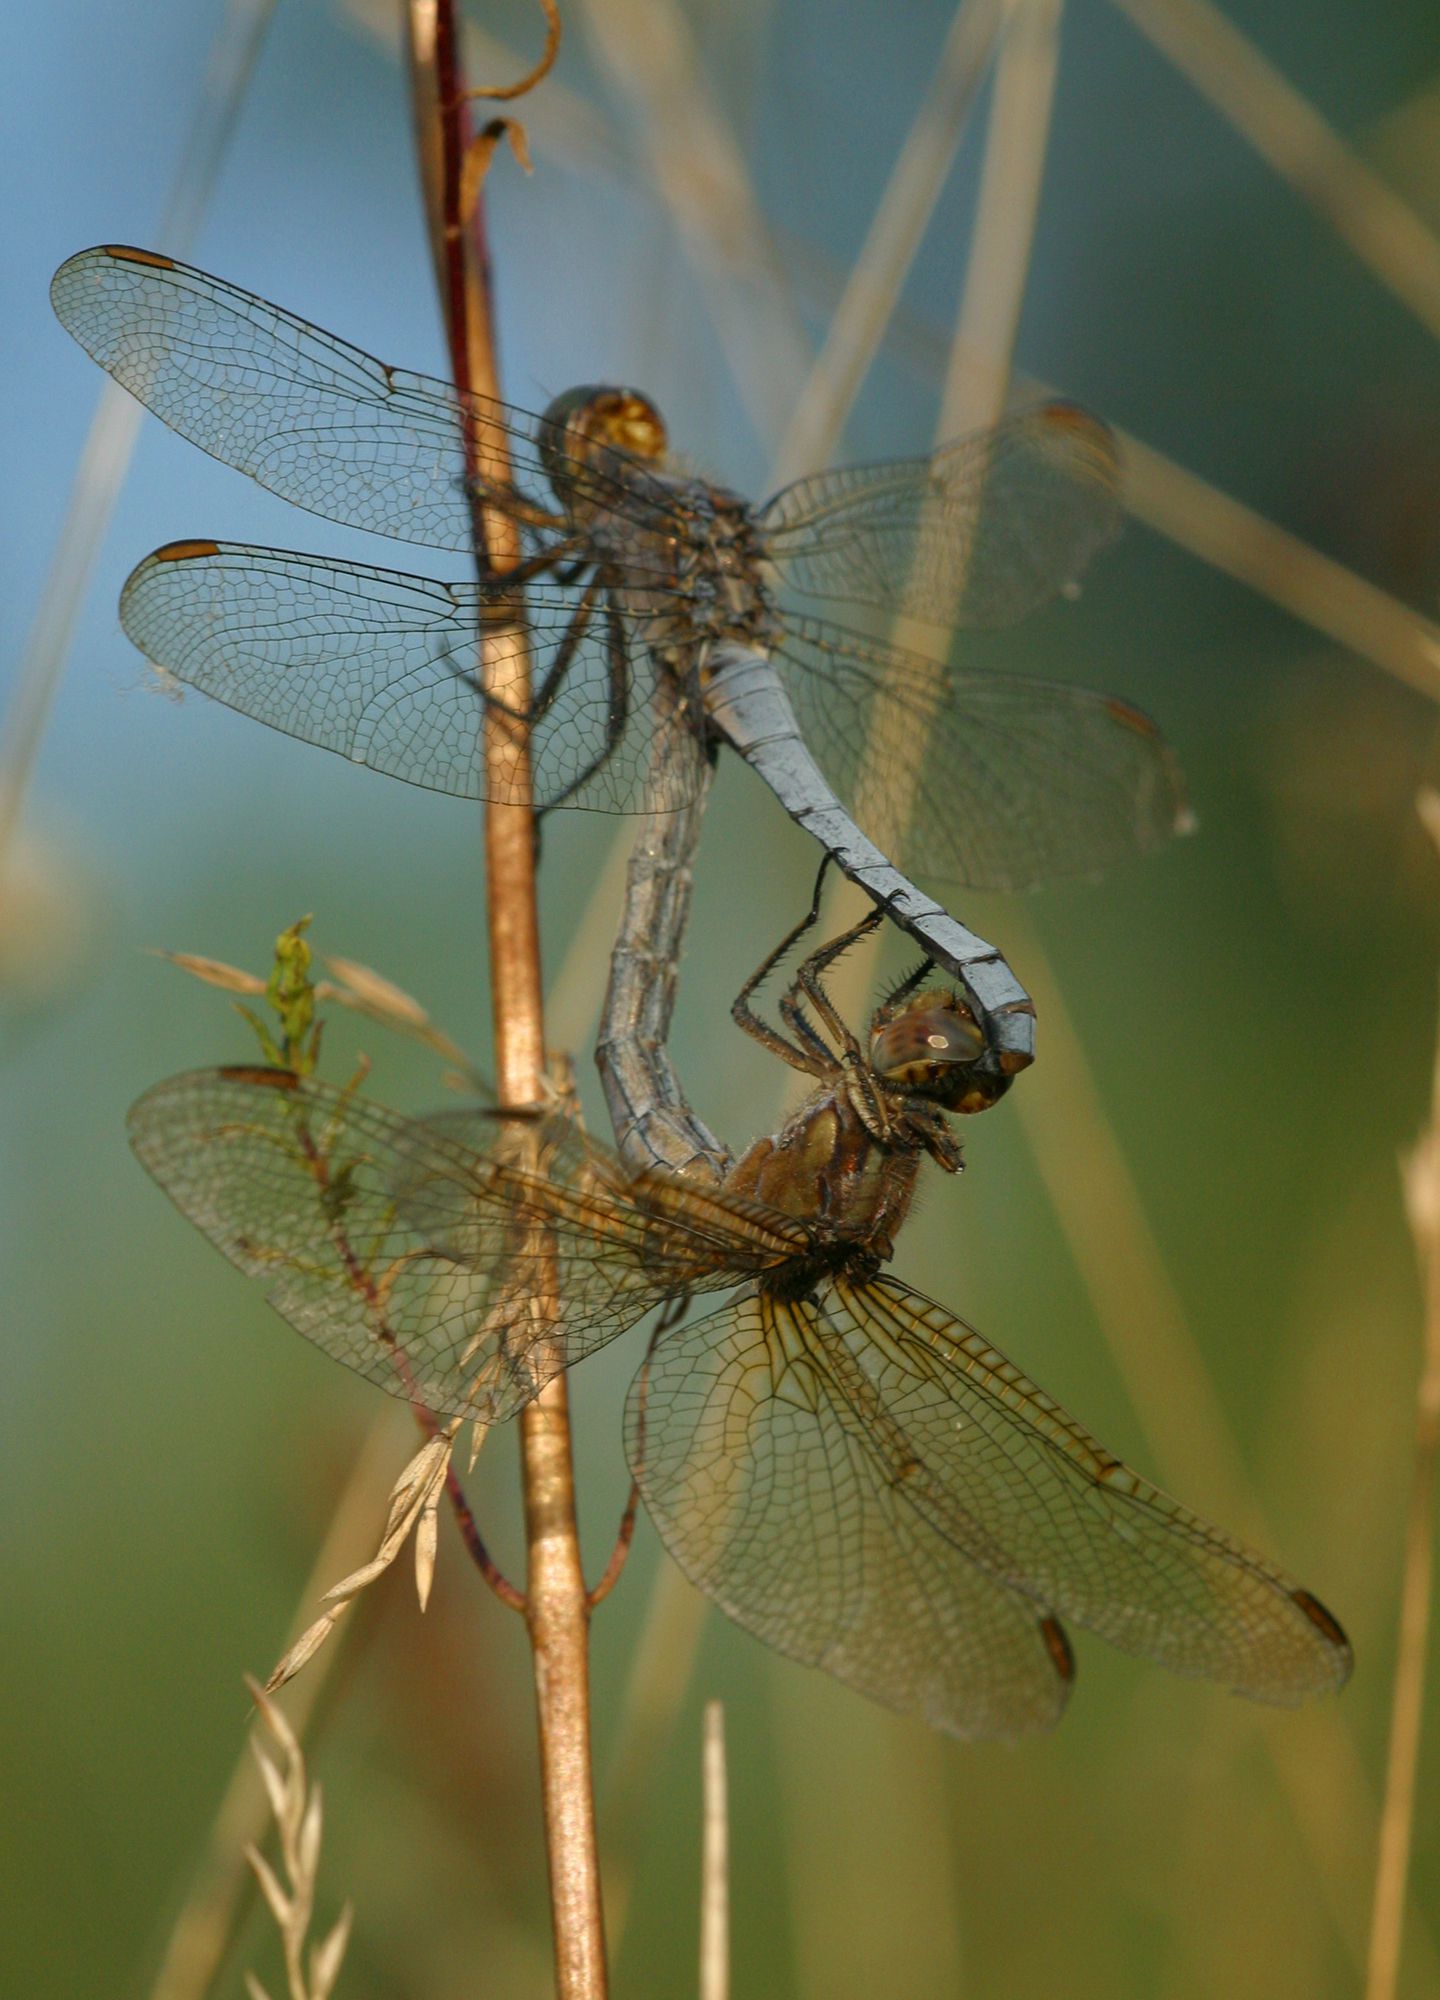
[266,1608,345,1694]
[252,1745,289,1831]
[309,1904,354,2000]
[324,955,429,1025]
[244,1974,273,2000]
[299,1787,324,1885]
[158,948,266,995]
[415,1492,439,1611]
[246,1676,300,1761]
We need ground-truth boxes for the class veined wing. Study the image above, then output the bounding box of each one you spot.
[774,616,1191,891]
[120,541,707,815]
[50,246,688,556]
[128,1069,801,1424]
[823,1275,1351,1703]
[627,1287,1077,1739]
[759,403,1122,629]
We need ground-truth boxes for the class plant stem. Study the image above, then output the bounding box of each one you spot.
[405,6,608,1992]
[1364,790,1440,2000]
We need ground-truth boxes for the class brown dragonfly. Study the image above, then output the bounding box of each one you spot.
[128,903,1349,1738]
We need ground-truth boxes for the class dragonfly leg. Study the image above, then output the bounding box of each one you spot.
[477,535,588,591]
[527,578,599,724]
[537,583,632,816]
[794,904,886,1055]
[731,861,836,1078]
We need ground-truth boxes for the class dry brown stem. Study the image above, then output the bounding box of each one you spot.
[406,5,608,1994]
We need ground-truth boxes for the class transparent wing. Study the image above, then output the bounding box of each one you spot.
[759,403,1122,628]
[128,1069,802,1424]
[821,1275,1351,1702]
[120,541,708,815]
[627,1286,1076,1739]
[773,616,1191,890]
[50,245,688,556]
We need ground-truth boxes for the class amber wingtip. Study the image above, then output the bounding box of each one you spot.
[1039,1614,1076,1684]
[216,1065,304,1090]
[150,539,222,564]
[100,244,176,270]
[1290,1587,1351,1659]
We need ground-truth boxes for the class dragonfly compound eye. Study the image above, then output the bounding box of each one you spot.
[538,386,669,497]
[870,995,985,1099]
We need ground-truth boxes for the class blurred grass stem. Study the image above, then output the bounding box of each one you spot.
[408,5,608,1993]
[770,0,1015,485]
[699,1702,729,2000]
[145,1416,406,2000]
[1110,0,1440,342]
[0,0,276,885]
[1362,789,1440,2000]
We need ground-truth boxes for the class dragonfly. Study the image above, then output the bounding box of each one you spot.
[53,244,1191,1095]
[127,897,1349,1739]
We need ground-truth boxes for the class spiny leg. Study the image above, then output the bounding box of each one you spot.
[731,858,837,1077]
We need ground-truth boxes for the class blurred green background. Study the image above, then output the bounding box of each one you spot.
[4,0,1440,1994]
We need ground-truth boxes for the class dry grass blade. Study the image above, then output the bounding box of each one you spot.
[572,0,811,443]
[1109,0,1440,341]
[0,0,276,881]
[145,1419,404,2000]
[600,1565,709,1951]
[940,0,1061,436]
[821,0,1063,1032]
[318,956,485,1084]
[1001,907,1438,1983]
[771,0,1015,484]
[369,0,1440,703]
[1112,424,1440,702]
[268,1432,455,1693]
[699,1701,729,2000]
[243,1679,353,2000]
[1363,789,1440,2000]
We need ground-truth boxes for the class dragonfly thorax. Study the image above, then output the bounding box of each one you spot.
[723,1087,922,1268]
[540,386,780,670]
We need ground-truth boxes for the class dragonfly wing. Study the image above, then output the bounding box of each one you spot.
[127,1068,755,1424]
[627,1286,1077,1739]
[773,616,1191,890]
[51,247,693,557]
[120,542,706,815]
[53,247,500,551]
[821,1275,1352,1703]
[758,403,1121,629]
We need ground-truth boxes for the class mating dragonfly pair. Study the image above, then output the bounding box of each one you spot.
[54,246,1349,1734]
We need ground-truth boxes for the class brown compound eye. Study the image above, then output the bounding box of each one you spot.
[870,995,984,1093]
[538,386,669,502]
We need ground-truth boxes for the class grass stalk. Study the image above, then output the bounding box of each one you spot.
[406,5,607,1991]
[0,0,276,880]
[1362,788,1440,2000]
[770,0,1016,485]
[1109,0,1440,341]
[698,1702,729,2000]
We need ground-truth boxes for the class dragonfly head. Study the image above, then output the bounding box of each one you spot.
[539,387,669,504]
[869,988,1008,1115]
